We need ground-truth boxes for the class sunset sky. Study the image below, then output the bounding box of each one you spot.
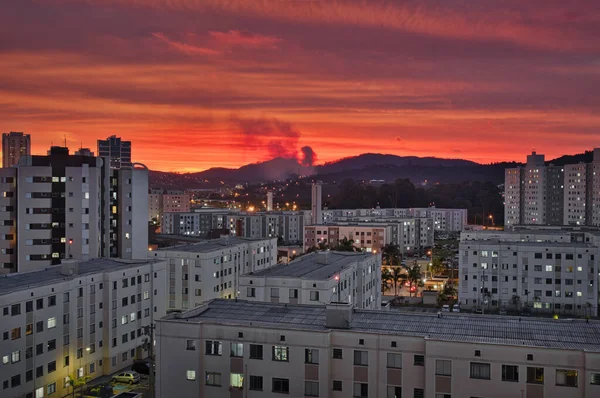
[2,0,599,172]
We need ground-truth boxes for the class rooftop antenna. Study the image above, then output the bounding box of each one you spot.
[64,134,67,147]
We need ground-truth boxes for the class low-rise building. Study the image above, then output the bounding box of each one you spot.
[0,258,167,398]
[149,236,277,311]
[239,251,381,309]
[304,224,392,254]
[156,299,600,398]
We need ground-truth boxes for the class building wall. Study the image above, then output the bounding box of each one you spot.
[2,132,31,168]
[304,225,392,253]
[0,259,166,398]
[0,168,17,273]
[148,189,163,222]
[149,238,277,310]
[156,316,600,398]
[564,164,589,226]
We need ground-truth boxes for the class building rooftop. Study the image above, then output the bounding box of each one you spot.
[156,236,271,253]
[248,251,373,280]
[460,239,596,248]
[164,299,600,352]
[0,258,158,296]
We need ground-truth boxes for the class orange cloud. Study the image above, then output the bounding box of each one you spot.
[152,32,220,56]
[209,30,282,49]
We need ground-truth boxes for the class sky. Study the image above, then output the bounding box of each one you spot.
[1,0,600,172]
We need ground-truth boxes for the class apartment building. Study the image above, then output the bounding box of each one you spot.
[156,299,600,398]
[2,132,31,168]
[322,207,467,232]
[0,258,167,398]
[458,228,600,315]
[239,251,381,309]
[149,236,277,311]
[505,148,600,228]
[304,224,392,254]
[162,209,225,237]
[148,189,163,222]
[97,135,131,170]
[0,146,148,274]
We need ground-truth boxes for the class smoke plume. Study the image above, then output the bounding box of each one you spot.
[231,115,317,167]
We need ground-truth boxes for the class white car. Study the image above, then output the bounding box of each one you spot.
[452,304,461,313]
[442,305,450,312]
[112,371,140,385]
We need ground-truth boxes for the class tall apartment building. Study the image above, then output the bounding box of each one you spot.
[149,236,277,311]
[148,189,163,222]
[322,207,467,233]
[311,182,322,225]
[2,132,31,168]
[0,147,148,274]
[0,258,167,398]
[458,228,600,315]
[156,299,600,398]
[97,135,131,170]
[505,148,600,228]
[239,251,381,309]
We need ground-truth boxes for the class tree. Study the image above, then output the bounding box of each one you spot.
[277,236,285,246]
[381,268,393,294]
[381,243,401,266]
[391,266,406,297]
[67,374,91,398]
[406,264,423,297]
[334,236,356,252]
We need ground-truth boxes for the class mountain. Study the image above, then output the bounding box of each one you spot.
[148,151,590,188]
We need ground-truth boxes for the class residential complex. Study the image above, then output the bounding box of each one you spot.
[149,236,277,311]
[156,299,600,398]
[304,218,434,254]
[458,227,600,315]
[322,207,467,233]
[147,189,191,222]
[0,146,148,274]
[0,258,167,398]
[504,148,600,228]
[2,132,31,168]
[239,251,381,309]
[97,135,132,170]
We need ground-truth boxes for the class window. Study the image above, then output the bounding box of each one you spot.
[11,374,21,387]
[270,288,279,298]
[26,301,33,313]
[205,372,222,386]
[502,365,519,382]
[310,291,320,301]
[590,373,600,385]
[333,380,343,391]
[527,367,544,384]
[273,345,289,361]
[48,360,56,373]
[205,340,222,356]
[186,370,196,381]
[230,373,244,388]
[354,350,368,366]
[186,340,196,351]
[26,323,33,336]
[386,353,402,369]
[414,355,424,366]
[11,327,21,340]
[305,381,319,397]
[247,287,255,297]
[353,382,368,398]
[470,362,491,380]
[47,317,56,329]
[414,388,424,398]
[289,289,298,299]
[305,348,319,364]
[47,339,56,351]
[436,360,451,376]
[249,375,263,391]
[11,350,20,363]
[387,386,402,398]
[556,369,578,387]
[48,295,56,307]
[231,343,243,357]
[272,378,289,394]
[250,344,263,359]
[333,348,343,359]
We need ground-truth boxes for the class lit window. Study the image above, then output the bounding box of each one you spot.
[230,373,244,388]
[47,317,56,329]
[186,370,196,380]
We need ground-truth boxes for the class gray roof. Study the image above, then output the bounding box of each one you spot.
[249,251,370,280]
[157,237,270,253]
[0,258,157,296]
[164,299,600,352]
[460,240,596,248]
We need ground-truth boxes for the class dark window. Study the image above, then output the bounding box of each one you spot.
[11,304,21,316]
[333,348,343,359]
[272,378,289,394]
[333,380,343,391]
[502,365,519,382]
[555,369,577,387]
[353,382,368,398]
[249,344,263,360]
[413,355,424,366]
[48,296,56,307]
[527,367,544,384]
[26,301,33,313]
[249,375,263,391]
[470,362,491,380]
[354,350,368,366]
[11,374,21,387]
[413,388,424,398]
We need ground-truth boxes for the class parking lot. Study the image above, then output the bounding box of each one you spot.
[82,374,151,398]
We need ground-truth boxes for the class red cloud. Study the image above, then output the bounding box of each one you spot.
[209,30,282,49]
[152,32,220,56]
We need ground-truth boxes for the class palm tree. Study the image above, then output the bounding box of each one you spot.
[381,268,393,294]
[406,264,423,297]
[334,236,356,252]
[391,266,406,297]
[68,374,91,398]
[381,243,401,266]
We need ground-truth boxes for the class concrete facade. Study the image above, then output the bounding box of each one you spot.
[2,132,30,168]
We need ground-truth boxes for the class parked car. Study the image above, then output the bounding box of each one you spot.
[131,361,153,375]
[474,308,484,314]
[112,372,141,385]
[452,304,461,313]
[442,305,450,312]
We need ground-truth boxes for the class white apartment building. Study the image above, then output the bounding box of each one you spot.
[322,208,467,232]
[304,224,392,254]
[239,251,381,309]
[459,229,600,315]
[564,163,591,226]
[0,258,167,398]
[504,167,523,228]
[162,209,226,237]
[149,236,277,311]
[156,299,600,398]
